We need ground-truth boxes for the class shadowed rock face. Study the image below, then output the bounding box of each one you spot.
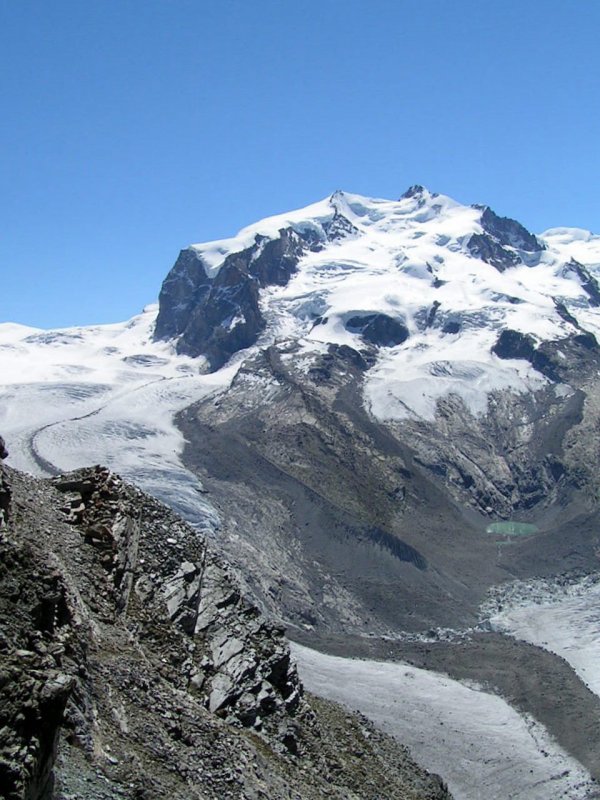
[492,329,536,361]
[479,207,544,253]
[154,219,357,370]
[493,327,600,384]
[345,313,410,347]
[468,206,544,272]
[467,232,521,271]
[154,228,308,369]
[565,258,600,306]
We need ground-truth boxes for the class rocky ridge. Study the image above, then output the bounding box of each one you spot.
[154,215,354,369]
[0,463,451,800]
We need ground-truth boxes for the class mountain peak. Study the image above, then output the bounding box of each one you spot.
[329,188,346,202]
[400,184,438,200]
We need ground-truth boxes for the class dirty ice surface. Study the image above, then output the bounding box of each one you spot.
[291,643,595,800]
[490,577,600,700]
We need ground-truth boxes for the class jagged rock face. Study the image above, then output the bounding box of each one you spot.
[467,206,544,271]
[493,328,600,384]
[479,207,544,253]
[563,258,600,306]
[0,465,10,526]
[155,223,353,369]
[0,465,451,800]
[53,466,303,739]
[467,232,522,271]
[0,534,74,800]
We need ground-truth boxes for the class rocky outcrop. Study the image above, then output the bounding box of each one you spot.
[563,258,600,306]
[154,229,307,368]
[492,329,536,361]
[0,464,452,800]
[0,465,10,527]
[154,217,356,370]
[467,232,521,271]
[0,520,74,800]
[468,206,544,271]
[493,327,600,384]
[345,313,409,347]
[479,207,544,253]
[54,466,302,742]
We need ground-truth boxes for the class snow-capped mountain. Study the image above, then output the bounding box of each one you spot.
[3,186,600,569]
[155,185,600,420]
[3,184,600,631]
[3,186,600,798]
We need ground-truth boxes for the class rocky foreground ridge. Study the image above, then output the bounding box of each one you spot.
[0,463,451,800]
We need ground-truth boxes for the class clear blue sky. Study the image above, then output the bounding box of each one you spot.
[2,0,600,328]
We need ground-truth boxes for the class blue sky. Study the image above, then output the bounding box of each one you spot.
[2,0,600,328]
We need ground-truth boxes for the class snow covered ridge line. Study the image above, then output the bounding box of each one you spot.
[187,187,467,277]
[187,186,600,279]
[155,184,600,420]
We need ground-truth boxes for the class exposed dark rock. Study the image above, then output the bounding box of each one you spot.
[0,439,9,527]
[152,247,211,342]
[154,228,309,368]
[573,331,598,350]
[401,184,426,199]
[468,207,543,272]
[307,344,372,383]
[478,207,544,252]
[554,300,581,329]
[566,259,600,306]
[467,233,521,272]
[492,327,600,384]
[442,320,460,334]
[345,313,409,347]
[492,329,536,361]
[0,507,75,800]
[400,185,439,201]
[322,210,359,240]
[0,465,10,527]
[154,217,357,371]
[425,301,441,328]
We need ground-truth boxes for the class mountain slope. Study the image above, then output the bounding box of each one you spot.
[149,187,600,634]
[0,463,451,800]
[3,186,600,797]
[3,187,600,637]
